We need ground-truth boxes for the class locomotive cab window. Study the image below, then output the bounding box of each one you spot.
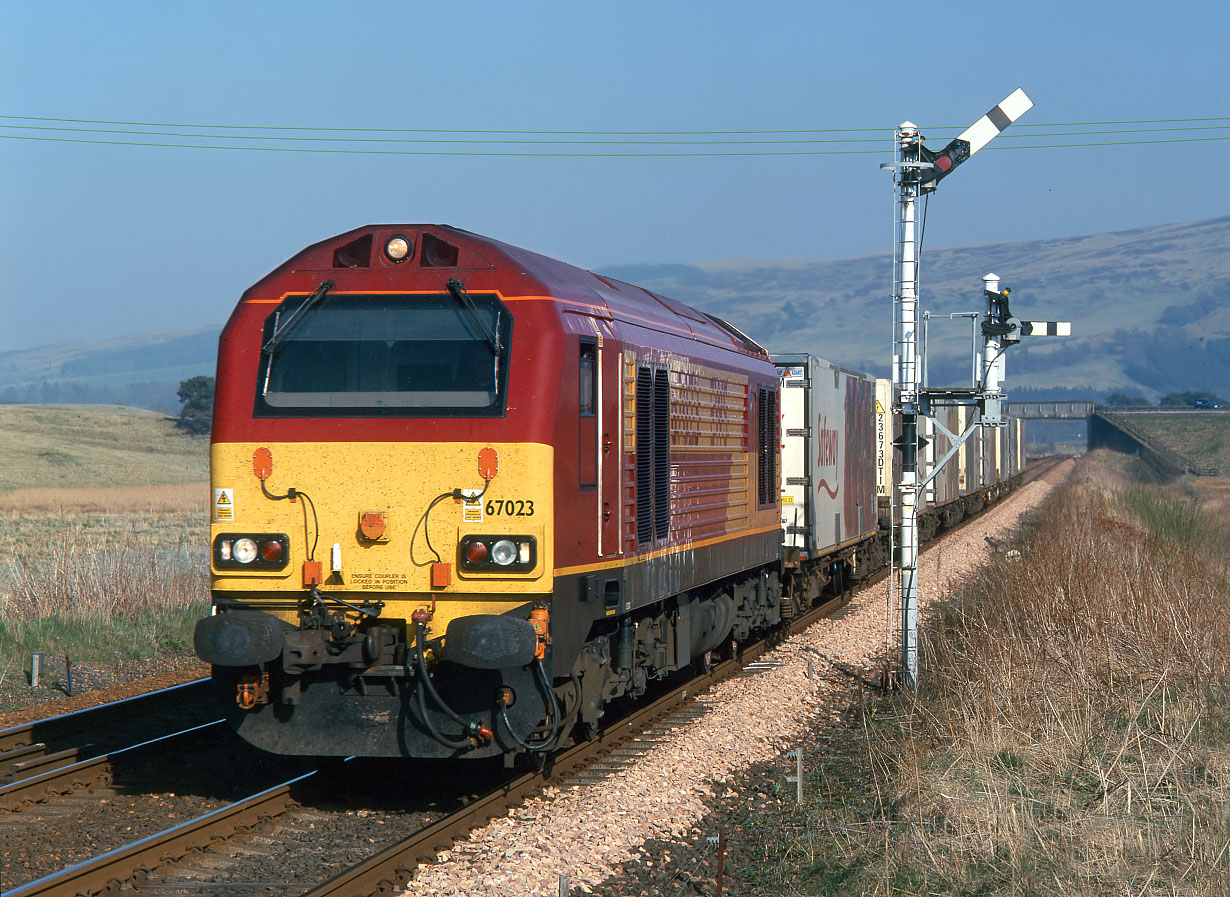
[579,340,598,489]
[579,342,596,416]
[256,291,512,417]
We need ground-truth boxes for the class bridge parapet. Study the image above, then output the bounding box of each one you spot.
[1005,401,1095,420]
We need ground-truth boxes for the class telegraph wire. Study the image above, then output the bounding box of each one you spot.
[1,131,1227,157]
[1,112,1227,135]
[1,112,1228,157]
[0,121,1226,147]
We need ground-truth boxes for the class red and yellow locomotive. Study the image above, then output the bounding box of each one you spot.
[195,226,784,758]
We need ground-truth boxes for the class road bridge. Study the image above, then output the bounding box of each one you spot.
[1004,401,1095,420]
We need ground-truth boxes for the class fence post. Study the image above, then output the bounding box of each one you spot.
[786,747,803,803]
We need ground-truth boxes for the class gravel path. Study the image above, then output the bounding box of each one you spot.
[404,463,1070,896]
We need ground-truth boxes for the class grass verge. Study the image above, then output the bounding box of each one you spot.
[744,451,1230,895]
[0,508,208,687]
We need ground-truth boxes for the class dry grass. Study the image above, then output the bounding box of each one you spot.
[0,489,209,685]
[0,511,209,683]
[0,404,206,492]
[1118,413,1230,474]
[752,451,1230,895]
[0,406,211,689]
[0,482,208,513]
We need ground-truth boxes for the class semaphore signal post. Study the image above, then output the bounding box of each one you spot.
[881,88,1071,688]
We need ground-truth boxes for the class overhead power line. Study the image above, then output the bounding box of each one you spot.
[0,113,1227,157]
[2,113,1227,135]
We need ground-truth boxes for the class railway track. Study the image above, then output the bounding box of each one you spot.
[4,460,1066,897]
[0,679,216,800]
[2,589,847,897]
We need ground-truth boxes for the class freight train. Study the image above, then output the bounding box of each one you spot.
[194,225,1021,759]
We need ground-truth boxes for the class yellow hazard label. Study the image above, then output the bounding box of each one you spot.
[782,495,794,504]
[214,488,234,522]
[876,400,886,414]
[462,500,483,523]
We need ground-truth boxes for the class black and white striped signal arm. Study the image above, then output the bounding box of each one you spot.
[1020,320,1072,337]
[984,286,1072,343]
[921,88,1034,184]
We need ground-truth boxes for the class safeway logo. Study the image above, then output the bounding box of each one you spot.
[816,415,840,498]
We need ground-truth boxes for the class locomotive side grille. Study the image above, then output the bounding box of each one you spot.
[757,387,777,507]
[653,368,671,541]
[636,367,653,545]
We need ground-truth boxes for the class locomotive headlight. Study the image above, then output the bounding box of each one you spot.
[233,538,258,564]
[385,235,412,262]
[490,539,518,566]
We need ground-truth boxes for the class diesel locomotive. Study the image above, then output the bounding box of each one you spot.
[194,224,1021,760]
[195,225,788,758]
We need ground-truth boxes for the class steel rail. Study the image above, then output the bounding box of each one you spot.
[8,459,1060,897]
[0,678,211,754]
[300,601,827,897]
[7,768,317,897]
[0,720,225,812]
[300,460,1060,897]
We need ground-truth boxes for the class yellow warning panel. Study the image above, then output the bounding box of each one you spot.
[875,399,886,414]
[214,488,234,522]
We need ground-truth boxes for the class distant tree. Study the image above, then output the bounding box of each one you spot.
[1104,391,1147,406]
[176,376,215,435]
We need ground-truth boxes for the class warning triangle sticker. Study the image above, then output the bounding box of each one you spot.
[216,493,231,504]
[875,400,886,413]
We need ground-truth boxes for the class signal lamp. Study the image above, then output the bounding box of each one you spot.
[465,541,489,564]
[260,540,284,562]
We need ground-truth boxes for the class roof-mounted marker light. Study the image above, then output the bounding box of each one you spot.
[385,235,412,263]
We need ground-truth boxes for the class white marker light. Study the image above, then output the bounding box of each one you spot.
[385,235,411,262]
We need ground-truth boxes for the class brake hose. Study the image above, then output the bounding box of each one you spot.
[497,659,562,752]
[413,621,490,749]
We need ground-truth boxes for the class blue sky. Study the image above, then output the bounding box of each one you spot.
[2,1,1227,352]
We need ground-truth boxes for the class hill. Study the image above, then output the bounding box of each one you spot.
[604,216,1230,401]
[0,329,217,413]
[0,405,208,492]
[1,217,1227,407]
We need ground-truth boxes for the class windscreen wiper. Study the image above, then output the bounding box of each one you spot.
[447,278,502,357]
[261,279,335,357]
